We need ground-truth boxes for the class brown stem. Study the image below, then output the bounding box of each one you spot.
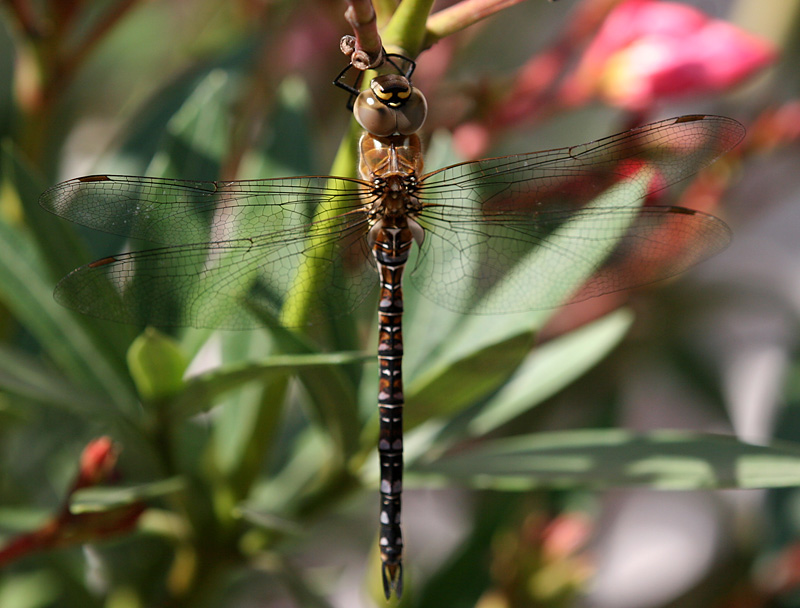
[5,0,44,38]
[48,0,141,99]
[343,0,384,69]
[18,0,142,163]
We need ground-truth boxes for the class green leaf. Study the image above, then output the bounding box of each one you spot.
[209,330,285,485]
[279,120,362,330]
[0,210,137,411]
[69,477,187,513]
[109,62,243,176]
[3,141,135,389]
[247,307,363,460]
[173,350,369,421]
[0,506,51,531]
[127,328,188,401]
[405,330,534,428]
[236,506,303,536]
[238,76,315,178]
[275,561,338,608]
[459,308,634,439]
[0,345,109,416]
[147,68,232,180]
[0,571,61,608]
[245,429,332,514]
[5,141,96,285]
[415,430,800,490]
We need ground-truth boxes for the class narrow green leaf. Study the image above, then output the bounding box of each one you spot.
[247,307,363,460]
[401,300,554,431]
[0,345,109,416]
[473,177,644,316]
[3,141,135,392]
[279,120,362,330]
[0,215,137,410]
[416,430,800,490]
[147,68,232,180]
[111,63,247,175]
[236,507,303,536]
[69,477,187,513]
[276,560,338,608]
[406,331,534,428]
[246,429,331,514]
[173,351,369,421]
[210,330,284,484]
[461,308,634,438]
[238,76,315,178]
[0,507,51,531]
[5,141,98,286]
[414,308,541,374]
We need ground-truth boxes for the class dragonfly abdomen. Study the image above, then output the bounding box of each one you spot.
[372,222,416,599]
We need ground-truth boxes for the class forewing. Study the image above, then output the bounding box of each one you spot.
[39,174,369,245]
[44,174,379,328]
[410,115,742,312]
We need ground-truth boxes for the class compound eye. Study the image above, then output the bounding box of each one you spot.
[353,90,397,137]
[393,87,427,136]
[353,78,428,137]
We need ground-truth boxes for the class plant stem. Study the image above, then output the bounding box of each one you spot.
[279,120,362,330]
[425,0,528,46]
[381,0,436,56]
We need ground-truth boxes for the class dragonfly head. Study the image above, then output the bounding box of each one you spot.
[354,74,427,137]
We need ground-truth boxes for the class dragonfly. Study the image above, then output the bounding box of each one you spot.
[40,56,744,598]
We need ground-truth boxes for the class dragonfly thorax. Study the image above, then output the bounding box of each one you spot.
[354,74,427,137]
[370,174,421,217]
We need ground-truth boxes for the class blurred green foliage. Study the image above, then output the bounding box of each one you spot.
[1,1,800,607]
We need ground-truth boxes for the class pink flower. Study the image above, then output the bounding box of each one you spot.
[569,0,775,110]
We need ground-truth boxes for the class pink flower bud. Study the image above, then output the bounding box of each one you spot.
[77,436,118,489]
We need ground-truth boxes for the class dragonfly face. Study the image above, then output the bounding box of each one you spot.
[39,55,745,601]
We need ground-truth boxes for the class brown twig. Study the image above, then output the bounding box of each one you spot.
[16,0,142,162]
[4,0,44,38]
[49,0,141,97]
[342,0,384,70]
[0,438,145,569]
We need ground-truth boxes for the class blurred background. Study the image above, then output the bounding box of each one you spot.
[2,0,800,606]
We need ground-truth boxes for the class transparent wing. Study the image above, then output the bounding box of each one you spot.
[40,174,370,245]
[43,175,378,328]
[411,115,742,312]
